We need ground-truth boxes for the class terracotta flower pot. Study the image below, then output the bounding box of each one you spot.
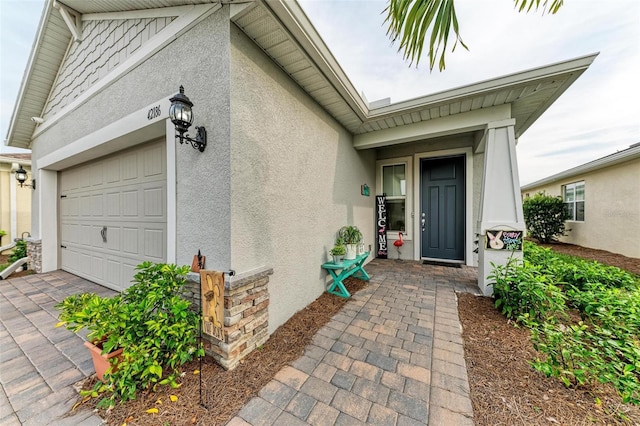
[84,340,123,382]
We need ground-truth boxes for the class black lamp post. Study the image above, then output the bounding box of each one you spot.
[169,86,207,152]
[15,165,35,189]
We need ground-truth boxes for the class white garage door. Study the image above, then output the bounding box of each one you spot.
[60,141,167,291]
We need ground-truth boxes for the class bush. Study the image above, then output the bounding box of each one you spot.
[490,256,566,322]
[56,262,202,407]
[9,240,27,262]
[492,242,640,405]
[523,193,569,243]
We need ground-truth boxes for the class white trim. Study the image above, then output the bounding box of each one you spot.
[376,156,413,241]
[166,119,177,264]
[39,96,172,170]
[82,6,195,21]
[354,105,511,150]
[10,166,18,241]
[39,169,58,272]
[413,147,474,265]
[33,3,221,139]
[53,1,83,41]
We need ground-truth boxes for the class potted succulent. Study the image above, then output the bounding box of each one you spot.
[339,226,362,260]
[330,239,346,263]
[55,262,203,407]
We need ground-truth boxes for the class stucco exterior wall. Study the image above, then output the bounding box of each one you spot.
[0,162,32,245]
[521,158,640,258]
[229,26,376,333]
[30,7,232,269]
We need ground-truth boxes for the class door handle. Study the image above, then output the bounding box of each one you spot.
[101,226,107,243]
[421,212,426,231]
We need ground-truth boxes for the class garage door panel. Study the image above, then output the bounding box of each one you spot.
[144,188,163,217]
[91,256,103,280]
[90,162,104,187]
[144,228,164,259]
[106,192,120,216]
[144,145,163,177]
[122,152,139,181]
[106,227,121,251]
[123,227,138,254]
[60,141,166,291]
[123,190,138,217]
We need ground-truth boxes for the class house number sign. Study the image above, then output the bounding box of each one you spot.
[147,105,161,120]
[376,195,388,259]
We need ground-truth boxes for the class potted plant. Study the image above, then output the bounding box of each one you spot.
[330,239,346,263]
[55,262,203,407]
[339,226,362,260]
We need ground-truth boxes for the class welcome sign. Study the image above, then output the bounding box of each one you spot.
[376,195,388,258]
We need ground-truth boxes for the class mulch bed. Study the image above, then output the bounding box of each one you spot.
[459,242,640,425]
[538,242,640,276]
[53,242,640,424]
[459,293,639,425]
[71,278,367,425]
[0,254,33,278]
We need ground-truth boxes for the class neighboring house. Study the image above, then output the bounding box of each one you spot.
[4,0,595,368]
[521,143,640,258]
[0,154,32,248]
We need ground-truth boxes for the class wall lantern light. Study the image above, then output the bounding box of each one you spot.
[15,165,36,189]
[169,85,207,152]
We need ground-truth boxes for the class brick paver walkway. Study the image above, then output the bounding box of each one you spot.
[229,259,480,425]
[1,259,479,425]
[0,271,115,425]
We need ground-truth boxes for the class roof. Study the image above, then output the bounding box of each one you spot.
[0,153,32,165]
[5,0,596,150]
[521,142,640,191]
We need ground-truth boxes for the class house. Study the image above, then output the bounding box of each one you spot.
[521,143,640,258]
[4,0,595,368]
[0,154,32,247]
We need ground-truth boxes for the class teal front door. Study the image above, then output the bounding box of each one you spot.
[420,156,465,261]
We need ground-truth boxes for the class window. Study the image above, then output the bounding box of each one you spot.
[383,164,406,231]
[563,181,585,221]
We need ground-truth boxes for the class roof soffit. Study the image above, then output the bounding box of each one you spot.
[7,0,597,150]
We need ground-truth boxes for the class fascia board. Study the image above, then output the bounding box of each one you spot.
[4,0,57,148]
[354,104,511,150]
[263,0,369,120]
[521,144,640,191]
[368,53,599,119]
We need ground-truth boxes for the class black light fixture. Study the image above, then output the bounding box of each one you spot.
[169,86,207,152]
[15,165,35,189]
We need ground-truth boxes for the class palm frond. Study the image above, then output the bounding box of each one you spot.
[514,0,564,14]
[385,0,467,71]
[384,0,564,71]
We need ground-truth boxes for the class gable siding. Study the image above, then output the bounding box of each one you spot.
[42,16,176,119]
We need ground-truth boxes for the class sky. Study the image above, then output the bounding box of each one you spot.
[1,0,639,185]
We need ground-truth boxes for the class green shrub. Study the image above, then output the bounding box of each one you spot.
[9,240,27,262]
[523,193,569,243]
[490,256,566,322]
[523,241,637,291]
[495,242,640,406]
[56,262,202,407]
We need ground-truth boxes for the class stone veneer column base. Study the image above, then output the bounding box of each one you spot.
[186,266,273,370]
[26,239,42,273]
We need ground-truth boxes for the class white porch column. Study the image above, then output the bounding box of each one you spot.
[477,119,525,295]
[39,169,58,272]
